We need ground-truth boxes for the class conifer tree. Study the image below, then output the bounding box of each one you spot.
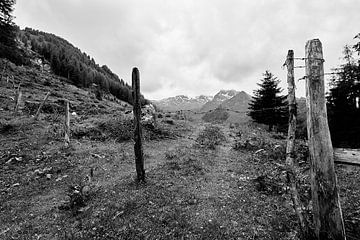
[327,41,360,147]
[0,0,23,64]
[248,71,287,131]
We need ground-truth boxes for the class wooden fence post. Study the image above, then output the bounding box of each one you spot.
[64,100,70,147]
[284,50,312,239]
[14,83,22,115]
[33,91,51,121]
[305,39,346,240]
[152,112,157,128]
[132,67,145,182]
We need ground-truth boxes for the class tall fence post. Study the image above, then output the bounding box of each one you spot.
[305,39,346,240]
[33,91,51,121]
[132,67,145,182]
[284,50,312,239]
[64,100,70,147]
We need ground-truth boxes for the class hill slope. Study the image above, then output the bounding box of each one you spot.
[17,27,147,105]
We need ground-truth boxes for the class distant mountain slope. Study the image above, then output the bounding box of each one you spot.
[200,90,239,112]
[17,27,147,105]
[202,91,252,124]
[202,107,230,123]
[153,95,213,111]
[219,91,251,112]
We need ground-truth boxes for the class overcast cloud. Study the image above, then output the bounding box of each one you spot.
[14,0,360,100]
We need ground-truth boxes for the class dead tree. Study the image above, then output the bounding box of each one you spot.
[33,91,51,121]
[284,50,313,239]
[305,39,346,240]
[132,67,145,182]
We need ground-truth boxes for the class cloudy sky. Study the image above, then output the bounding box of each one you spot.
[14,0,360,100]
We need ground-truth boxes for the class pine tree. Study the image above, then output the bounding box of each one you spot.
[0,0,15,45]
[248,71,287,131]
[327,42,360,147]
[0,0,24,64]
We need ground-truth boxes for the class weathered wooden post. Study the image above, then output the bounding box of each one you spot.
[284,50,312,239]
[305,39,346,240]
[64,100,70,147]
[132,67,145,182]
[33,91,51,121]
[14,83,22,115]
[152,112,157,128]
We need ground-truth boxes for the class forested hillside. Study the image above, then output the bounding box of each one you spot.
[17,28,148,105]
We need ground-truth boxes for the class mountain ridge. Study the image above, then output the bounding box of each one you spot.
[153,95,213,111]
[200,89,240,112]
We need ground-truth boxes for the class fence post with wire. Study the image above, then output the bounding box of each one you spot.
[305,39,346,240]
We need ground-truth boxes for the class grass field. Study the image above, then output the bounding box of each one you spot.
[1,64,360,239]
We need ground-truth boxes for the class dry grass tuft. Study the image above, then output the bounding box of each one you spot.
[196,125,226,149]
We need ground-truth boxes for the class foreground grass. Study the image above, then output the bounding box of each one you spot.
[1,112,360,239]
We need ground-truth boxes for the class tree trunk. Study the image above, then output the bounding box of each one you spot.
[305,39,346,240]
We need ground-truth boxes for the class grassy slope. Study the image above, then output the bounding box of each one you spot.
[1,62,360,239]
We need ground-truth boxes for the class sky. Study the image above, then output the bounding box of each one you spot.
[14,0,360,100]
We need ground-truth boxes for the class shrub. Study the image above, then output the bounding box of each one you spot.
[196,125,226,149]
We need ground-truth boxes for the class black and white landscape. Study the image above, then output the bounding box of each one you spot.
[1,1,360,239]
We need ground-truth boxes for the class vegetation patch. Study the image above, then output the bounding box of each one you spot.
[72,116,181,142]
[202,107,229,123]
[196,125,226,149]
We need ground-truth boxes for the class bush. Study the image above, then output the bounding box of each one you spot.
[196,125,226,149]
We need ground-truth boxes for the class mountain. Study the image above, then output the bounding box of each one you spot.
[219,91,251,112]
[200,90,239,112]
[16,27,148,105]
[202,91,252,124]
[153,95,213,111]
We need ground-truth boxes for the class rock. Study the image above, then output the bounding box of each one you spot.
[46,174,52,179]
[55,175,68,182]
[81,185,90,196]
